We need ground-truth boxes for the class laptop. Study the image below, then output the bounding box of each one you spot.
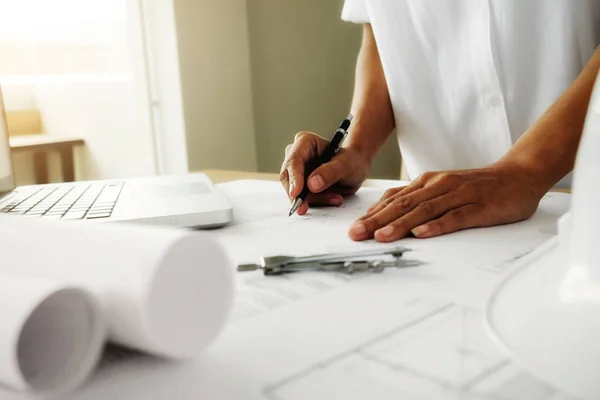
[0,107,233,229]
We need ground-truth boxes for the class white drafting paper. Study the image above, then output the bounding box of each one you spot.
[0,273,104,396]
[18,179,572,400]
[0,214,235,359]
[214,179,404,261]
[214,180,569,308]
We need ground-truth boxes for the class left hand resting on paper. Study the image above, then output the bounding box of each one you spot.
[348,163,545,242]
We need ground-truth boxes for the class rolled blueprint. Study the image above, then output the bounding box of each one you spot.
[0,214,235,359]
[0,273,105,395]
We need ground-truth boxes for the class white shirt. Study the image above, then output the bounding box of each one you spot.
[342,0,600,188]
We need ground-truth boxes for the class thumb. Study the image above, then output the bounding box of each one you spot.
[307,155,349,193]
[286,133,330,197]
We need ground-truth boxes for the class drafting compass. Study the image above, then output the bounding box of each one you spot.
[237,247,421,275]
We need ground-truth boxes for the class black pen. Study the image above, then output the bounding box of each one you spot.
[289,113,353,216]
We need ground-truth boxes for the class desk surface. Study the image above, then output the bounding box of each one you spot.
[203,169,572,193]
[203,169,387,187]
[9,134,84,152]
[1,172,567,400]
[204,169,279,183]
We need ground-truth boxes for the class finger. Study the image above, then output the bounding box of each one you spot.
[279,145,293,196]
[297,201,309,215]
[286,134,328,197]
[279,168,291,199]
[306,192,344,207]
[377,173,430,209]
[366,187,404,213]
[306,152,351,194]
[367,184,419,214]
[350,184,452,241]
[372,192,473,242]
[367,177,427,214]
[352,183,449,240]
[411,203,485,239]
[292,193,344,216]
[286,154,305,198]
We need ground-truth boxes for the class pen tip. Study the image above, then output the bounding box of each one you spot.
[289,198,302,216]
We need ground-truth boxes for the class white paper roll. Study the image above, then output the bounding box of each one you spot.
[0,273,105,395]
[0,215,235,359]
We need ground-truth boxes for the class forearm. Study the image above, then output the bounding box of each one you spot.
[343,24,396,164]
[498,46,600,193]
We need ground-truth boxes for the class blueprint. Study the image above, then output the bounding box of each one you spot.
[263,303,571,400]
[24,180,576,400]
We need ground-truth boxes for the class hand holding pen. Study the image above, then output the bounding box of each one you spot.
[280,114,372,216]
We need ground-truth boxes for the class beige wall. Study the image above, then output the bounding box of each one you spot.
[174,0,258,173]
[7,1,402,185]
[174,0,401,179]
[246,0,400,179]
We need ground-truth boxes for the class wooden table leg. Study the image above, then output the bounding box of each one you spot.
[32,151,49,184]
[58,146,75,182]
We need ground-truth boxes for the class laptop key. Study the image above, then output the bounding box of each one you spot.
[86,213,111,219]
[93,201,115,207]
[87,209,112,215]
[70,207,90,212]
[29,207,49,214]
[47,210,68,215]
[25,211,45,216]
[63,212,87,220]
[89,207,113,213]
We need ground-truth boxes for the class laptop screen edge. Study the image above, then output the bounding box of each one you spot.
[0,84,17,195]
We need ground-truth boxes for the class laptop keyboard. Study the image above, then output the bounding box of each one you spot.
[0,182,124,220]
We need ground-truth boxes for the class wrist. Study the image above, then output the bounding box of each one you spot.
[343,141,376,164]
[342,124,384,165]
[490,159,548,199]
[341,108,395,166]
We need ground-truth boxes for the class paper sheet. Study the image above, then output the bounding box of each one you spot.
[0,273,104,396]
[63,273,575,400]
[215,180,394,261]
[215,180,569,309]
[8,180,575,400]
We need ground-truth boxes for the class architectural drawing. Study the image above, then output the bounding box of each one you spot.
[263,303,574,400]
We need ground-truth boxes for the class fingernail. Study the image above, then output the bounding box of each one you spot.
[329,197,342,206]
[349,223,366,237]
[412,225,429,238]
[289,182,295,196]
[376,225,395,238]
[308,175,324,191]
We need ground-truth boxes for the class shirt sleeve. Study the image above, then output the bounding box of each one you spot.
[341,0,370,24]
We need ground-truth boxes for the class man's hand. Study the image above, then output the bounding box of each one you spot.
[279,24,396,216]
[280,131,371,215]
[349,163,544,242]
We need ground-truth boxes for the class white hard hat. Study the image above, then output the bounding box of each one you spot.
[486,71,600,400]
